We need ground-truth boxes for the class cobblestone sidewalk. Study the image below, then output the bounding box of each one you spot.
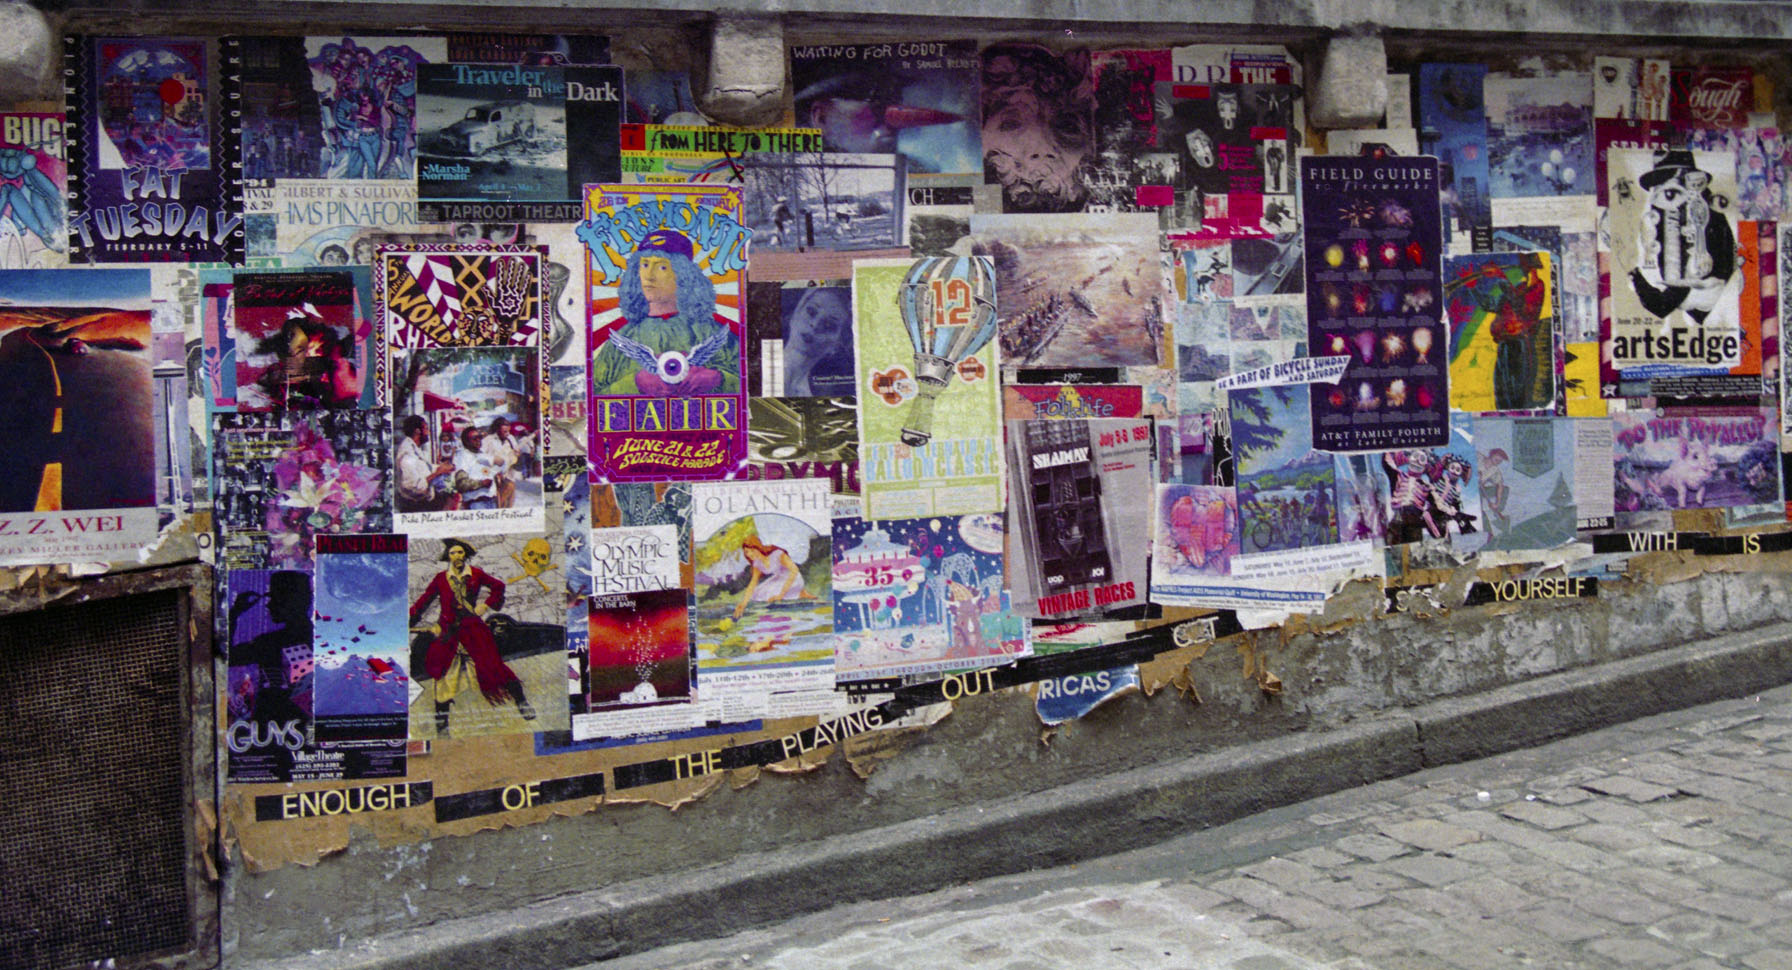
[590,684,1792,970]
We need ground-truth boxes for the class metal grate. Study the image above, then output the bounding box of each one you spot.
[0,591,192,970]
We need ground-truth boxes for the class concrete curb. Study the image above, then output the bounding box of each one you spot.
[248,621,1792,970]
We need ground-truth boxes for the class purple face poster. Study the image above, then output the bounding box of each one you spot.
[1301,155,1448,453]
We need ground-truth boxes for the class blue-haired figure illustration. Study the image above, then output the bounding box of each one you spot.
[589,229,741,396]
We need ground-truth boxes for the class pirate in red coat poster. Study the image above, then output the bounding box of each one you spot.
[410,538,536,736]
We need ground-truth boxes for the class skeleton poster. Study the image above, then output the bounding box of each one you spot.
[853,256,1004,519]
[1604,148,1749,395]
[1301,155,1449,451]
[579,183,750,483]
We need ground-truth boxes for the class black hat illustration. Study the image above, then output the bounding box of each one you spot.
[1639,150,1704,190]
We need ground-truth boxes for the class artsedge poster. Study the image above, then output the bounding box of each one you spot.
[1604,148,1752,395]
[580,182,750,483]
[1300,155,1448,452]
[853,255,1004,520]
[0,268,160,565]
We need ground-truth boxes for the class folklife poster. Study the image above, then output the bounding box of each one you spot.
[1301,155,1448,452]
[579,183,751,483]
[0,268,159,564]
[852,256,1004,519]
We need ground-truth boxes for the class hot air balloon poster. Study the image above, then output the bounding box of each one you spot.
[581,182,751,483]
[852,255,1004,520]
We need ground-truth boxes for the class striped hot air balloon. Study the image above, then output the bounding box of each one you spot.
[895,256,998,446]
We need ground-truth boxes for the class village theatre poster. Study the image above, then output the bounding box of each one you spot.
[580,183,750,482]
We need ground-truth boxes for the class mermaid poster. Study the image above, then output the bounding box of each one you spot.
[690,478,834,711]
[579,182,752,482]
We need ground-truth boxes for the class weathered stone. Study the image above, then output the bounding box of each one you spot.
[0,2,53,103]
[697,14,785,127]
[1308,32,1386,130]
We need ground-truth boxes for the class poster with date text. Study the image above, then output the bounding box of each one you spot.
[1300,155,1448,452]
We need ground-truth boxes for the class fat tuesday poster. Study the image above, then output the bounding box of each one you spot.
[1301,155,1448,452]
[66,36,239,263]
[580,182,751,483]
[852,256,1004,519]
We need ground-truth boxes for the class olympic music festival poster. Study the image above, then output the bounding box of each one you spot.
[1300,154,1449,452]
[853,256,1004,520]
[579,183,751,483]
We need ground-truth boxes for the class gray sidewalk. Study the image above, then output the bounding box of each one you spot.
[590,685,1792,970]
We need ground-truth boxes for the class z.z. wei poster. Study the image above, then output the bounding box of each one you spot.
[1301,155,1448,452]
[579,183,751,483]
[0,269,159,565]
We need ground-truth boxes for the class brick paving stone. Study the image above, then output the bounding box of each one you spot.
[1499,799,1587,830]
[1510,903,1616,943]
[1375,818,1482,851]
[1623,843,1723,872]
[1337,869,1412,893]
[1667,960,1741,970]
[1581,774,1683,802]
[1534,786,1593,805]
[1743,791,1792,819]
[1447,875,1536,914]
[1376,853,1479,887]
[1571,888,1681,925]
[1332,833,1412,862]
[1538,838,1625,872]
[1617,866,1709,902]
[1575,797,1656,825]
[1679,890,1786,925]
[1441,839,1520,868]
[1588,935,1693,968]
[1442,809,1560,849]
[1386,887,1486,923]
[1650,821,1733,849]
[1740,949,1792,970]
[1571,821,1660,851]
[1156,882,1229,910]
[1692,863,1789,894]
[1283,846,1354,869]
[1238,857,1328,891]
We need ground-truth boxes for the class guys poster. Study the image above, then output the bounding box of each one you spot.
[579,183,751,483]
[1301,155,1448,452]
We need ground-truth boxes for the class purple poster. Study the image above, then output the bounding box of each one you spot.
[1301,155,1448,452]
[66,36,239,264]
